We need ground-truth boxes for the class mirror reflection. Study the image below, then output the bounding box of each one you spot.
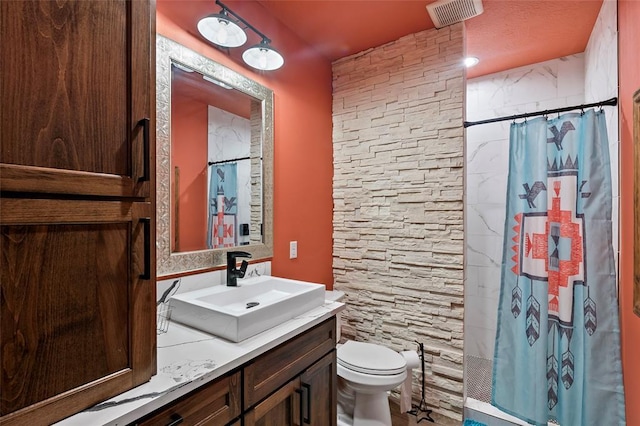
[156,35,273,277]
[171,62,263,252]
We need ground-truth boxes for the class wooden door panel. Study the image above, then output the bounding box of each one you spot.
[244,318,335,408]
[0,0,128,175]
[0,198,154,424]
[133,371,241,426]
[0,222,130,414]
[300,352,337,426]
[245,378,301,426]
[0,0,152,198]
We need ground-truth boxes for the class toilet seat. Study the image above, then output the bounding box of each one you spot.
[336,341,408,425]
[337,341,407,376]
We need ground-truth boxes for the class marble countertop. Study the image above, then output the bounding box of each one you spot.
[56,298,345,426]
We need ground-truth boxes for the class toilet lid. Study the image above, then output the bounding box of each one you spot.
[337,341,407,376]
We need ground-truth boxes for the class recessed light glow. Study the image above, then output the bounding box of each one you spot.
[464,56,480,68]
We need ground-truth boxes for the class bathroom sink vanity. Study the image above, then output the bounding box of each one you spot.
[169,276,327,341]
[56,299,344,426]
[134,318,335,426]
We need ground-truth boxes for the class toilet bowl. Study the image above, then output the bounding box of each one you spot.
[336,340,407,426]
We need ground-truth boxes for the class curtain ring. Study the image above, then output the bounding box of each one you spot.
[580,107,585,116]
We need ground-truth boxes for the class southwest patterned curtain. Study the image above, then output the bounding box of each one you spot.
[206,163,238,249]
[492,109,625,425]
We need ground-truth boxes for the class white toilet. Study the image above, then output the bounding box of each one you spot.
[336,340,408,426]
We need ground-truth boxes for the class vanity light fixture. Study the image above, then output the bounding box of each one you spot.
[242,39,284,71]
[197,9,247,48]
[197,0,285,71]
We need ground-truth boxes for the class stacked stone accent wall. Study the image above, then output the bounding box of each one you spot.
[332,24,464,422]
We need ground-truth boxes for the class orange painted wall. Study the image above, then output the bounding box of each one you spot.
[156,0,335,288]
[171,93,208,252]
[618,0,640,423]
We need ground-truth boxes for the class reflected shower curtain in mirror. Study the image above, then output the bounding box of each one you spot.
[207,163,238,249]
[492,109,625,425]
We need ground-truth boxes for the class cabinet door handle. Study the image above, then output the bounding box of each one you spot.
[166,413,183,426]
[138,117,150,182]
[295,388,304,426]
[301,383,312,424]
[139,217,151,280]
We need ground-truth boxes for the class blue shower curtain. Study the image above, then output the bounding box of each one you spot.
[492,109,625,425]
[206,163,238,249]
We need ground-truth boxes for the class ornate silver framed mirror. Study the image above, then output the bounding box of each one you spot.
[156,35,273,276]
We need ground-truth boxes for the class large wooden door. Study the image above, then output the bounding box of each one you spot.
[0,1,155,423]
[0,0,152,198]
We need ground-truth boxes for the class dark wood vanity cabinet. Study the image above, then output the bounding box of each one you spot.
[244,352,337,426]
[244,376,303,425]
[299,352,338,426]
[0,1,155,425]
[132,318,338,426]
[244,318,337,426]
[134,371,242,426]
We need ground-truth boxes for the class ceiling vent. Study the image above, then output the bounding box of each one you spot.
[426,0,484,29]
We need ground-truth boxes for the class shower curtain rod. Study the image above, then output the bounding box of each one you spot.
[208,156,251,166]
[463,97,618,128]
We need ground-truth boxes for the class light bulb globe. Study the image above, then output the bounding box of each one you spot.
[242,43,284,71]
[197,13,247,48]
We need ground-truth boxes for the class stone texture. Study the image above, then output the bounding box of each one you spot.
[332,24,465,422]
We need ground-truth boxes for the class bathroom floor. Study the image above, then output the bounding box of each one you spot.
[390,400,460,426]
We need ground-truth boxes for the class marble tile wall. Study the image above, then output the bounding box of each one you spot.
[208,106,252,245]
[584,0,619,266]
[465,54,586,361]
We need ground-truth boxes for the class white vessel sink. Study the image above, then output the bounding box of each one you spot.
[169,275,326,342]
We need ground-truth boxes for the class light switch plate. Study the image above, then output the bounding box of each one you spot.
[289,241,298,259]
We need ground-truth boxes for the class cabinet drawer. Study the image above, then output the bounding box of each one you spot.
[133,371,241,426]
[244,317,336,408]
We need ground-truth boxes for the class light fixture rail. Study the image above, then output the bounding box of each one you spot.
[216,0,271,44]
[197,0,285,71]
